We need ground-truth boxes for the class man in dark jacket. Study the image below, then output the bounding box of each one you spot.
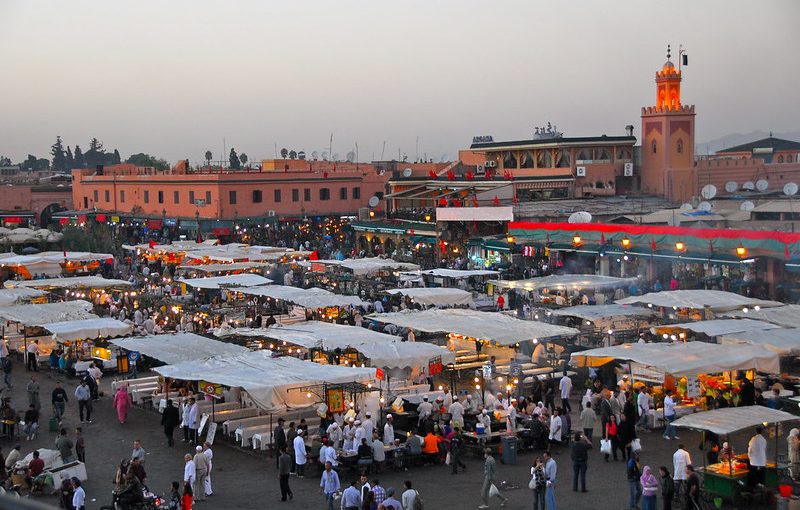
[278,447,293,501]
[570,432,592,492]
[274,417,287,468]
[161,399,180,447]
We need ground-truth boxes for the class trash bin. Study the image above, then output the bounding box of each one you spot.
[501,436,518,465]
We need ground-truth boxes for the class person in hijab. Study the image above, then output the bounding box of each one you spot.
[789,429,800,480]
[114,385,133,424]
[640,465,659,510]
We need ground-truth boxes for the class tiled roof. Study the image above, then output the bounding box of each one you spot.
[717,137,800,154]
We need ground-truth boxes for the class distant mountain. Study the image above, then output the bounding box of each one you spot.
[697,131,800,155]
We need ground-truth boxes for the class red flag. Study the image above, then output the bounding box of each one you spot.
[309,250,319,260]
[447,170,455,181]
[485,169,493,180]
[512,194,517,204]
[332,164,336,172]
[600,233,605,244]
[472,195,479,207]
[493,196,499,206]
[438,197,447,207]
[466,171,474,181]
[428,169,437,179]
[453,199,461,207]
[149,240,156,249]
[650,238,657,251]
[785,243,791,260]
[63,250,67,258]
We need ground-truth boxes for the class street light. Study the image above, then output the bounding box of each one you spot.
[506,235,515,244]
[736,244,747,258]
[621,237,631,249]
[572,234,582,247]
[369,210,375,218]
[675,240,685,252]
[424,214,431,222]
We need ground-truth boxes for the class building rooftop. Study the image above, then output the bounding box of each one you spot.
[717,137,800,154]
[470,135,636,150]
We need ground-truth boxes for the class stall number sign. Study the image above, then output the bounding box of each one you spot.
[375,368,385,381]
[685,375,701,398]
[311,262,326,273]
[200,380,223,396]
[428,356,443,376]
[482,363,493,379]
[327,388,345,414]
[630,362,664,384]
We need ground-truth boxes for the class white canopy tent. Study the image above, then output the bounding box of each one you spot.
[238,285,363,309]
[305,258,420,275]
[0,300,95,326]
[721,305,800,328]
[489,274,636,292]
[672,406,798,435]
[386,287,473,307]
[0,287,47,306]
[43,318,133,342]
[0,251,113,277]
[550,304,654,322]
[368,308,579,345]
[177,274,272,290]
[6,275,133,290]
[412,269,499,279]
[110,333,249,365]
[616,290,783,313]
[718,328,800,355]
[154,350,376,411]
[663,318,780,337]
[570,341,781,376]
[176,262,271,274]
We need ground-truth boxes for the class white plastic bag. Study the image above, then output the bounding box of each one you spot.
[631,438,642,452]
[600,439,612,454]
[445,452,451,465]
[489,483,500,498]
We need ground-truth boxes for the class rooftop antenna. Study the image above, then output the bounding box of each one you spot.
[381,141,386,160]
[274,143,278,159]
[329,133,333,162]
[415,136,419,162]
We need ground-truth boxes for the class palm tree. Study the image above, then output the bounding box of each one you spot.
[204,150,212,166]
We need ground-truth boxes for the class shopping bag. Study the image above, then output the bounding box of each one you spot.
[489,483,500,498]
[528,474,537,490]
[631,438,642,452]
[445,452,451,465]
[600,439,612,454]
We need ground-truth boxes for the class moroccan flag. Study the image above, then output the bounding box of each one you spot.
[428,170,437,179]
[650,238,657,251]
[323,171,329,179]
[438,197,447,207]
[493,196,499,206]
[512,195,517,204]
[785,243,791,260]
[466,171,474,181]
[447,170,455,181]
[149,240,156,249]
[600,233,605,245]
[472,195,479,207]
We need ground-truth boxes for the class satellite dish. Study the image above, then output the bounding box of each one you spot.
[402,167,413,178]
[742,181,755,191]
[346,151,356,163]
[567,211,593,224]
[725,181,738,193]
[332,153,339,161]
[679,203,693,211]
[368,196,380,208]
[740,201,755,212]
[698,201,712,212]
[755,179,769,192]
[440,154,448,163]
[298,151,306,160]
[701,184,717,200]
[321,152,328,161]
[784,183,798,196]
[311,151,319,160]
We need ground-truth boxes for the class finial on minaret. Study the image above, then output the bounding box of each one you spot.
[667,44,671,59]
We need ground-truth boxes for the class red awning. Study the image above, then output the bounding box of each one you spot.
[213,227,231,236]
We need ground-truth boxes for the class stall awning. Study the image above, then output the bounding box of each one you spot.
[386,288,474,307]
[177,262,272,274]
[177,274,272,290]
[570,341,780,376]
[44,318,133,342]
[5,275,133,290]
[305,258,420,276]
[367,308,579,345]
[0,300,95,326]
[550,304,655,322]
[0,288,47,306]
[672,406,799,435]
[489,274,635,292]
[411,268,500,279]
[615,290,783,313]
[663,319,780,337]
[718,328,800,355]
[721,305,800,328]
[154,350,376,411]
[110,333,249,365]
[238,285,363,309]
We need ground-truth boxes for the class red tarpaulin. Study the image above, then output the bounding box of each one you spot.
[147,219,163,229]
[95,214,106,222]
[309,250,320,260]
[213,227,231,236]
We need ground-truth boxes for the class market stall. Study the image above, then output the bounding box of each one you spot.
[110,332,250,365]
[0,251,113,278]
[0,287,47,306]
[406,268,499,290]
[672,406,799,501]
[718,328,800,356]
[653,318,780,340]
[386,287,474,307]
[488,274,636,293]
[177,274,272,290]
[722,304,800,328]
[616,289,783,313]
[5,275,133,290]
[549,304,655,343]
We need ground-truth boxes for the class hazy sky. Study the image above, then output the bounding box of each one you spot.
[1,0,798,165]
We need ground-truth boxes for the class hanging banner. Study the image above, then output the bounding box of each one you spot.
[375,368,385,381]
[428,356,443,376]
[630,362,665,384]
[327,388,345,414]
[200,380,223,396]
[206,422,218,445]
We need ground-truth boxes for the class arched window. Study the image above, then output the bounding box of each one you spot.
[555,150,571,168]
[537,150,553,168]
[778,155,785,163]
[502,152,517,169]
[652,141,657,154]
[677,139,683,154]
[520,152,534,168]
[788,155,794,163]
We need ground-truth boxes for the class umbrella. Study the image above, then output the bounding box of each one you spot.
[19,246,40,255]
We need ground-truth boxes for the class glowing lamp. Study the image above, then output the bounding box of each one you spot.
[572,234,582,247]
[424,214,431,222]
[369,211,375,218]
[506,235,515,244]
[621,237,631,249]
[736,244,746,258]
[675,241,685,252]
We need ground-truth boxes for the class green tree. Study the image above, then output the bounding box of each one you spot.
[112,149,121,164]
[239,153,248,166]
[229,148,241,169]
[125,153,170,170]
[289,150,297,160]
[280,147,288,158]
[74,145,86,168]
[61,223,115,253]
[0,156,11,166]
[204,150,212,166]
[89,138,103,152]
[65,146,74,169]
[51,136,67,172]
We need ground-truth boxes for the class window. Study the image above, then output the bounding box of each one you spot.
[779,155,785,163]
[304,189,311,201]
[652,141,657,154]
[788,155,794,163]
[158,190,164,204]
[339,187,348,200]
[120,190,125,203]
[143,190,150,203]
[229,190,237,204]
[104,190,110,202]
[274,189,281,203]
[352,187,361,200]
[319,188,330,200]
[189,191,195,204]
[292,189,299,202]
[174,191,179,204]
[205,191,211,204]
[93,190,98,202]
[502,151,517,169]
[253,190,263,203]
[677,140,684,154]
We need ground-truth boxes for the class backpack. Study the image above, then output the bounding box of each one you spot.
[413,490,424,510]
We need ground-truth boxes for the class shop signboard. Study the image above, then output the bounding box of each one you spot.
[327,388,345,414]
[685,375,701,398]
[200,380,223,396]
[428,356,443,376]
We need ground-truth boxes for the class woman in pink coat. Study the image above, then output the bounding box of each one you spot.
[113,385,132,424]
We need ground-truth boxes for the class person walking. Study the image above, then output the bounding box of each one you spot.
[626,451,642,510]
[186,398,198,445]
[319,461,340,510]
[22,404,39,441]
[161,399,180,446]
[131,439,146,465]
[543,450,557,510]
[748,426,767,486]
[672,444,691,499]
[449,429,467,474]
[662,390,677,440]
[274,417,287,467]
[401,480,419,510]
[72,478,85,510]
[479,447,508,508]
[74,380,92,423]
[559,371,572,414]
[2,356,12,389]
[25,340,39,372]
[570,432,592,492]
[26,375,41,411]
[659,466,675,510]
[113,385,132,424]
[604,414,620,462]
[192,445,208,502]
[181,482,193,510]
[341,480,361,510]
[579,402,597,441]
[278,447,293,501]
[530,456,547,510]
[183,454,195,489]
[56,428,75,463]
[75,427,85,463]
[202,442,213,497]
[640,465,659,510]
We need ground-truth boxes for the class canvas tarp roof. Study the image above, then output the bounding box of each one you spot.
[672,406,799,435]
[177,262,271,273]
[177,274,272,289]
[413,269,499,279]
[615,290,783,312]
[664,319,780,337]
[0,251,113,266]
[718,328,800,355]
[154,350,376,411]
[721,305,800,328]
[235,321,456,369]
[550,304,654,322]
[110,333,249,365]
[306,258,420,275]
[6,275,133,290]
[386,287,473,307]
[44,318,133,342]
[489,274,635,292]
[570,341,780,375]
[0,287,47,306]
[238,285,363,309]
[0,300,95,326]
[367,308,579,345]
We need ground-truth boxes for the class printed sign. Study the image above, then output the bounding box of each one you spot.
[327,388,345,414]
[686,375,701,398]
[206,422,218,445]
[200,380,223,396]
[630,362,664,384]
[375,368,385,381]
[127,351,141,363]
[428,356,443,376]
